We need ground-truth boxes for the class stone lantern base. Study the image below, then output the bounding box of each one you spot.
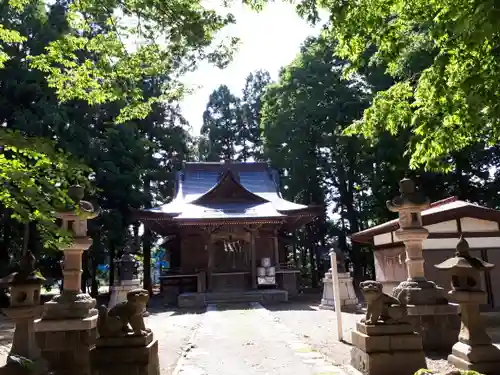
[2,305,48,374]
[35,311,98,375]
[392,280,460,352]
[42,292,97,320]
[319,271,358,311]
[448,341,500,373]
[109,279,141,309]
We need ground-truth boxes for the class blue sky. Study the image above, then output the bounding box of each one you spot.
[180,2,322,135]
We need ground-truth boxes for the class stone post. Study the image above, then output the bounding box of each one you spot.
[435,236,500,373]
[1,251,47,374]
[109,243,141,309]
[35,185,100,375]
[387,178,459,352]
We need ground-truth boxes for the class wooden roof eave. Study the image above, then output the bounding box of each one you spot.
[280,204,323,230]
[351,204,500,245]
[173,216,287,226]
[130,209,178,222]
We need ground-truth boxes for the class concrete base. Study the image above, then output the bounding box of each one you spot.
[109,280,141,309]
[320,271,358,311]
[448,341,500,374]
[178,289,288,308]
[91,332,160,375]
[406,304,460,353]
[35,315,98,375]
[350,322,426,375]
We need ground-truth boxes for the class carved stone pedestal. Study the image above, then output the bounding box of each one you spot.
[109,279,141,309]
[91,332,160,375]
[405,303,460,353]
[35,315,98,375]
[320,270,358,311]
[351,322,426,375]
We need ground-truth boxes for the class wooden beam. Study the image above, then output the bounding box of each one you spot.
[250,229,257,289]
[274,228,280,268]
[207,243,214,292]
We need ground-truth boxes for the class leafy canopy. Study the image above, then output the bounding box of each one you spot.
[1,0,271,123]
[294,0,500,170]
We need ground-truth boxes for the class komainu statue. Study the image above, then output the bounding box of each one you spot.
[360,280,405,324]
[97,288,151,337]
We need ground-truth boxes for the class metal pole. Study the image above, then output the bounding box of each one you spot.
[329,250,343,342]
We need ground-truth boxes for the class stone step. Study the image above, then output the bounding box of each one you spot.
[178,290,288,307]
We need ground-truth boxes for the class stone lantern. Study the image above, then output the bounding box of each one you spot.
[387,178,444,304]
[108,243,141,309]
[2,251,47,370]
[35,185,100,375]
[41,185,100,319]
[435,235,500,373]
[117,245,139,282]
[387,178,459,352]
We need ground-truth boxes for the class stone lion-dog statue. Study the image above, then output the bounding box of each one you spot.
[97,288,152,337]
[360,280,406,325]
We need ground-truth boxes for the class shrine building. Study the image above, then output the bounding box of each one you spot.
[134,161,321,307]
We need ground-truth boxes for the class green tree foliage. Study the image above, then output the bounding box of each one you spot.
[260,34,498,284]
[0,1,193,296]
[199,70,271,162]
[291,0,500,170]
[0,0,264,252]
[239,69,271,161]
[261,36,371,282]
[200,85,241,161]
[0,1,91,247]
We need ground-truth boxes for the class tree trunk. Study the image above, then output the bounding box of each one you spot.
[142,226,153,295]
[108,243,115,288]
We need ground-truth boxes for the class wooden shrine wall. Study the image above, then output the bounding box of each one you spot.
[180,234,206,272]
[255,229,276,263]
[177,226,282,272]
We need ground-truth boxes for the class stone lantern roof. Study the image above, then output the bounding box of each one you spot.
[0,251,45,286]
[435,235,494,271]
[386,178,430,211]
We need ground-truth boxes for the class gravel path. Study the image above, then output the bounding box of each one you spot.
[175,303,348,375]
[263,302,500,374]
[146,308,204,375]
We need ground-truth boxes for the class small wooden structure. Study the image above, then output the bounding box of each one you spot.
[352,197,500,309]
[134,161,320,306]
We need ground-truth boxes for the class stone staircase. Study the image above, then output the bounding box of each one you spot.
[178,290,288,308]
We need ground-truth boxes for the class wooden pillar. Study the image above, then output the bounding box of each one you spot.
[207,242,214,292]
[250,229,257,289]
[274,229,280,269]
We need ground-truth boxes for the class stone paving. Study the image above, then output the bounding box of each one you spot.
[173,303,350,375]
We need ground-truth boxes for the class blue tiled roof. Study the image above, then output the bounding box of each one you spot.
[145,162,309,220]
